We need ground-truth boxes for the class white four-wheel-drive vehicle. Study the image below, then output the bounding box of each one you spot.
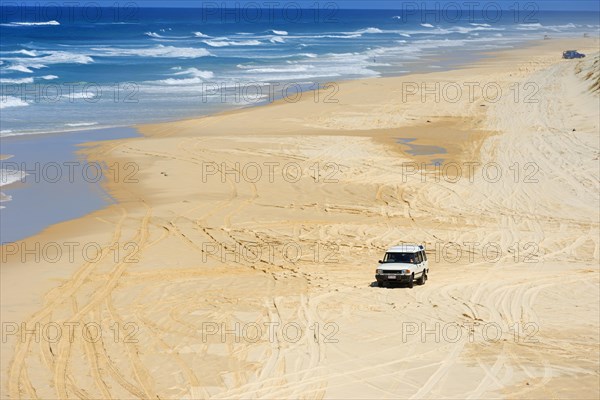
[375,244,429,288]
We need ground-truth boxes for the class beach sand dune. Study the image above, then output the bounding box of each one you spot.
[1,39,599,399]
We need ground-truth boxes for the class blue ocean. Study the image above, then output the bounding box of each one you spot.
[1,6,598,136]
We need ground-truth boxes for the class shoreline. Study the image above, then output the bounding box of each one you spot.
[0,35,554,140]
[0,127,140,243]
[0,35,536,240]
[2,36,599,398]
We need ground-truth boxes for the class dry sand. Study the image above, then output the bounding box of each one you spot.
[1,38,599,399]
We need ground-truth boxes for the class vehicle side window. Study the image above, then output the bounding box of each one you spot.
[415,252,422,263]
[422,250,427,261]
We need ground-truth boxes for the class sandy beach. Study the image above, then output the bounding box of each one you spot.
[1,37,599,399]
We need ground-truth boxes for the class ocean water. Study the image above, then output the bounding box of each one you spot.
[0,127,140,243]
[1,7,598,137]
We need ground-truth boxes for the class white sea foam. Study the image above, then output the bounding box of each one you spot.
[270,29,288,35]
[145,31,164,38]
[362,37,493,64]
[0,168,27,187]
[2,20,60,27]
[156,77,205,85]
[150,67,215,86]
[65,122,99,127]
[0,165,26,209]
[548,23,577,31]
[172,67,214,79]
[356,25,504,37]
[193,32,210,37]
[62,92,97,99]
[285,32,360,40]
[234,51,379,82]
[316,33,362,39]
[270,36,285,44]
[238,65,311,73]
[10,49,38,57]
[145,31,192,40]
[38,51,93,64]
[3,50,93,69]
[41,75,58,80]
[516,23,544,30]
[0,193,10,208]
[90,45,211,58]
[202,39,262,47]
[249,52,318,60]
[1,77,34,84]
[314,28,380,38]
[451,25,504,34]
[356,27,384,34]
[4,65,33,73]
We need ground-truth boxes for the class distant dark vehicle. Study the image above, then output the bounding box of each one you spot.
[563,50,586,59]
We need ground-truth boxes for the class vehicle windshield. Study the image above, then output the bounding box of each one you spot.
[382,252,417,264]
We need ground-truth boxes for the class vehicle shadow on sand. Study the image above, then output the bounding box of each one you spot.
[370,281,413,289]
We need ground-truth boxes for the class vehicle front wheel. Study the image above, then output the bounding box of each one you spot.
[408,275,414,289]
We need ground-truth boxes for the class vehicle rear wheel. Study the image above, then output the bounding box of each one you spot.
[417,272,425,285]
[408,275,414,289]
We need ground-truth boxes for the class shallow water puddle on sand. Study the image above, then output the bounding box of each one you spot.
[396,138,448,166]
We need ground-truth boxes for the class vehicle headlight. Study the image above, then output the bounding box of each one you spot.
[376,269,383,274]
[403,269,411,274]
